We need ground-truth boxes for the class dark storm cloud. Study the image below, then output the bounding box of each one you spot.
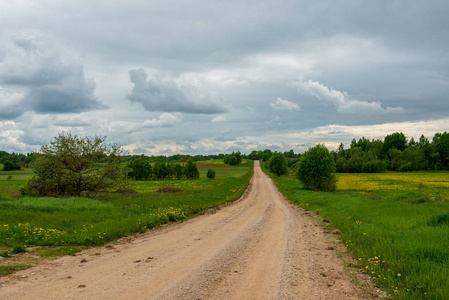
[0,32,106,119]
[127,68,227,114]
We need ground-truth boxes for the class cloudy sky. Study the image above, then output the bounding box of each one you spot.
[1,0,448,155]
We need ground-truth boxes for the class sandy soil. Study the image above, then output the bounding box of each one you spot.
[0,161,375,299]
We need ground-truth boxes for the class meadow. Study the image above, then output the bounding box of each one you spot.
[263,164,449,299]
[0,160,253,275]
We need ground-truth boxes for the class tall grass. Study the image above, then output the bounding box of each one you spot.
[262,164,449,299]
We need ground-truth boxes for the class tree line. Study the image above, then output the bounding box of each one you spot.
[0,151,35,171]
[127,157,200,180]
[257,131,449,192]
[5,131,448,196]
[332,132,449,173]
[250,132,449,174]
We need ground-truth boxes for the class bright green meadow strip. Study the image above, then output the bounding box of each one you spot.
[262,163,449,300]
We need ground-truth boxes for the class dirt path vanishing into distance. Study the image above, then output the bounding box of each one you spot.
[0,161,376,299]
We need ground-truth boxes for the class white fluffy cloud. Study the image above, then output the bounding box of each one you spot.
[296,79,404,114]
[270,97,301,111]
[143,113,181,128]
[0,121,26,152]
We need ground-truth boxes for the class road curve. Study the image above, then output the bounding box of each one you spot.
[0,161,363,299]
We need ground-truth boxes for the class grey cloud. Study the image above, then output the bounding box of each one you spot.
[26,75,103,114]
[132,146,147,154]
[127,68,228,114]
[0,32,106,119]
[0,91,24,120]
[1,1,448,155]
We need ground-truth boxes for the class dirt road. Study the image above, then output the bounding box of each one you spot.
[0,161,367,299]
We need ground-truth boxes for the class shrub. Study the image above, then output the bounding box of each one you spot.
[184,158,200,179]
[267,152,289,177]
[206,168,216,179]
[2,160,20,171]
[296,144,337,192]
[228,155,238,165]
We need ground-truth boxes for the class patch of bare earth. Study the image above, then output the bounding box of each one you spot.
[0,161,384,299]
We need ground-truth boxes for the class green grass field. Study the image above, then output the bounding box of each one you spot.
[262,164,449,299]
[0,160,253,275]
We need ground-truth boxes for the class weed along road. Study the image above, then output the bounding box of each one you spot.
[0,161,364,299]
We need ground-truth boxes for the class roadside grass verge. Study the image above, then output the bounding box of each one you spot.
[0,160,253,275]
[262,164,449,299]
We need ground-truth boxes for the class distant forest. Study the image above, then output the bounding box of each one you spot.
[1,131,448,173]
[330,132,449,173]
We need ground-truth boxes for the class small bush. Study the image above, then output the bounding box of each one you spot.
[2,160,20,171]
[296,144,337,192]
[228,155,238,165]
[267,152,288,177]
[206,169,216,179]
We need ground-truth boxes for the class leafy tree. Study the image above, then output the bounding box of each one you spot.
[234,151,243,165]
[336,157,351,173]
[388,148,402,171]
[128,158,152,180]
[382,132,407,158]
[22,132,125,197]
[347,147,365,173]
[228,155,238,165]
[361,160,385,173]
[153,158,162,179]
[283,149,296,159]
[261,149,272,162]
[167,161,176,179]
[206,168,216,179]
[224,151,242,165]
[433,132,449,169]
[336,143,347,159]
[267,152,289,177]
[184,158,199,179]
[400,147,428,171]
[174,164,184,180]
[157,162,169,179]
[248,150,260,160]
[2,160,20,171]
[296,144,337,192]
